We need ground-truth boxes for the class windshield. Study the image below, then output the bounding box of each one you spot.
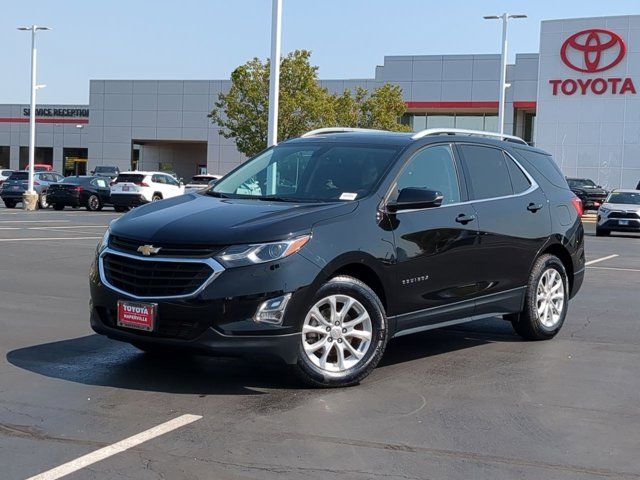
[568,178,597,188]
[190,176,213,185]
[212,144,400,202]
[607,191,640,205]
[95,166,117,173]
[8,172,28,181]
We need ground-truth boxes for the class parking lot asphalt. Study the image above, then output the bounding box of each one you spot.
[0,206,639,480]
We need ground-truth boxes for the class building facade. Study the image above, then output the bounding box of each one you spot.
[0,14,638,188]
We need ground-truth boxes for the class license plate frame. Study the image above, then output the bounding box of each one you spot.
[117,300,157,332]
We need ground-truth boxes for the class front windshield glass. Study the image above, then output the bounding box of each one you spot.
[569,179,596,188]
[607,191,640,205]
[212,144,400,202]
[190,176,213,185]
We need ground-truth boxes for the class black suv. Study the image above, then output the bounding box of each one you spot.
[90,128,585,387]
[566,178,608,211]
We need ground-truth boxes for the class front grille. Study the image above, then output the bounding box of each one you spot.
[96,307,208,340]
[110,235,222,258]
[608,211,639,219]
[102,252,214,298]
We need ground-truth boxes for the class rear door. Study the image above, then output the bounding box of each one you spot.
[387,143,480,331]
[456,143,551,314]
[162,174,183,197]
[91,177,111,203]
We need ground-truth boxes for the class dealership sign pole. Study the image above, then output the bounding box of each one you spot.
[484,14,526,136]
[267,0,282,148]
[18,25,51,210]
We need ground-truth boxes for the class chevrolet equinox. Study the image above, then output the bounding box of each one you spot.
[90,128,585,387]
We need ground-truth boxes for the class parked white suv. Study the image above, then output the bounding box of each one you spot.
[110,171,185,212]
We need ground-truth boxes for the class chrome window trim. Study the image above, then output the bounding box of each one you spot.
[98,247,225,301]
[382,143,541,214]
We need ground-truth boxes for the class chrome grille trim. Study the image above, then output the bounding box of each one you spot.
[98,247,225,300]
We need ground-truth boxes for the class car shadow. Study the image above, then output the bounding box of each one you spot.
[6,318,521,393]
[6,334,297,395]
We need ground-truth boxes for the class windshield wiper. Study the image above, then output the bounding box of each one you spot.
[205,190,232,198]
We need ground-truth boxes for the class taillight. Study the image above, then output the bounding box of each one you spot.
[75,186,84,192]
[135,182,149,187]
[571,196,583,217]
[33,181,40,186]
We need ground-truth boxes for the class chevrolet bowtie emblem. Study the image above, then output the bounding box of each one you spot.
[137,244,161,256]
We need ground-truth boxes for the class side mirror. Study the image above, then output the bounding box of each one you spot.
[387,188,443,213]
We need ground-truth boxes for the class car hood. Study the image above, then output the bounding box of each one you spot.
[601,203,640,212]
[109,193,358,245]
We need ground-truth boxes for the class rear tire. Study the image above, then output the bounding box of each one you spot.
[595,227,610,237]
[52,204,64,211]
[4,200,16,209]
[151,193,162,202]
[114,206,129,213]
[292,275,388,388]
[86,194,102,211]
[510,254,568,341]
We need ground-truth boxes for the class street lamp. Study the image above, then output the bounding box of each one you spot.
[17,25,51,210]
[483,13,526,136]
[267,0,282,147]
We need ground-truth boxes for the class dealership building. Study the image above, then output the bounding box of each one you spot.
[0,14,639,188]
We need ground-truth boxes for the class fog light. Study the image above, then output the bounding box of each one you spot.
[253,293,292,325]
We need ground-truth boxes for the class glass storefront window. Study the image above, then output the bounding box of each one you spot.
[484,115,499,133]
[411,115,426,132]
[455,115,484,130]
[427,115,455,128]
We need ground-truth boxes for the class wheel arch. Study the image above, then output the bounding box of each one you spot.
[540,242,574,294]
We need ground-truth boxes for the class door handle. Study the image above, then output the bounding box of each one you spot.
[455,213,476,224]
[527,202,543,212]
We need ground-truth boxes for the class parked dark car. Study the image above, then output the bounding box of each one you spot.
[91,165,120,181]
[0,170,64,208]
[48,176,112,211]
[566,178,608,211]
[90,128,585,387]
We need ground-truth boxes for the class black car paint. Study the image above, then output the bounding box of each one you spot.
[90,133,584,362]
[47,176,112,208]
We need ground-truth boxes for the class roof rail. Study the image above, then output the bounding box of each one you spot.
[301,127,387,137]
[411,128,527,145]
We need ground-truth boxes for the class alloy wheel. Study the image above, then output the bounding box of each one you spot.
[536,268,565,328]
[89,195,99,210]
[302,294,373,373]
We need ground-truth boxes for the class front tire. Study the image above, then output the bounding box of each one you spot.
[510,254,569,341]
[4,200,16,209]
[293,276,388,388]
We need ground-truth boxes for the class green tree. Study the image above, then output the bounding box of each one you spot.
[209,50,410,157]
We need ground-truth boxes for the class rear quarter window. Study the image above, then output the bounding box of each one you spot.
[512,148,569,189]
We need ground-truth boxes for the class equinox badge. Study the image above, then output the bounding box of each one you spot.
[137,244,161,256]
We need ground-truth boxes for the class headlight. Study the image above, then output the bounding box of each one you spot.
[599,207,609,215]
[216,235,310,268]
[97,228,110,254]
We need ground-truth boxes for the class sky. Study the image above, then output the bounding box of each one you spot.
[1,0,639,104]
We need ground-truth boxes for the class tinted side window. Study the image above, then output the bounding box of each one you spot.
[512,148,568,189]
[505,154,531,194]
[152,174,165,184]
[459,145,513,200]
[396,144,461,205]
[165,175,179,186]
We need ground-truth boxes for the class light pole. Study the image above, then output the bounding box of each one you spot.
[267,0,282,147]
[483,13,526,136]
[18,24,51,210]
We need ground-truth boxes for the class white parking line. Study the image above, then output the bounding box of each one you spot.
[0,220,69,223]
[584,254,619,266]
[26,414,202,480]
[587,266,640,273]
[0,236,101,242]
[28,225,109,230]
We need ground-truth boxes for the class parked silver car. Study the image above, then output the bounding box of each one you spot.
[0,171,64,209]
[596,189,640,236]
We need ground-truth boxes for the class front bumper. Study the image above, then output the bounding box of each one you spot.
[90,249,324,364]
[111,193,149,207]
[597,217,640,232]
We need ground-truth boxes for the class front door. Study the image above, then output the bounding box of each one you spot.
[387,144,480,332]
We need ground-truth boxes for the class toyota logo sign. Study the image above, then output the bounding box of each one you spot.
[549,28,636,96]
[560,28,626,73]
